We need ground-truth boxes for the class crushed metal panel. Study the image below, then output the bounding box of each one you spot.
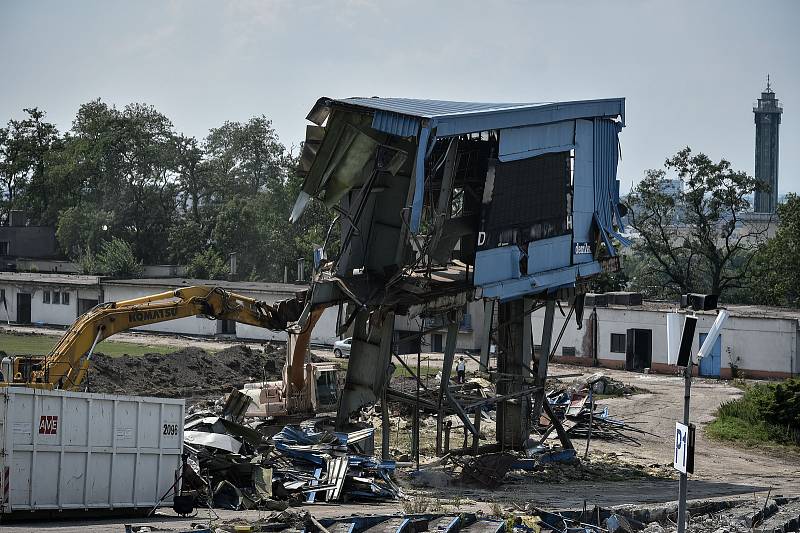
[325,455,349,501]
[184,431,242,453]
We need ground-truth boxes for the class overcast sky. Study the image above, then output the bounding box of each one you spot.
[1,0,797,194]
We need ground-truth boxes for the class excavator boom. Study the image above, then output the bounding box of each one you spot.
[1,285,304,390]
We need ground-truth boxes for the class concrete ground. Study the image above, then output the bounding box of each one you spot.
[1,329,799,531]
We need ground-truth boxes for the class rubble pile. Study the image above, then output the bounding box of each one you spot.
[503,497,800,533]
[541,373,651,445]
[508,451,675,484]
[180,404,402,510]
[87,343,287,398]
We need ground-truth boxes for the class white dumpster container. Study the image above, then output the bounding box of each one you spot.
[0,387,184,513]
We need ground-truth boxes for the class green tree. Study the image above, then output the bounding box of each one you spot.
[55,205,113,257]
[627,148,768,299]
[97,237,143,278]
[186,249,230,280]
[204,116,286,201]
[60,100,180,263]
[0,108,61,224]
[747,194,800,306]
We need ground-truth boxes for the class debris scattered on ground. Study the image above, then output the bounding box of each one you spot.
[180,401,402,511]
[541,372,653,445]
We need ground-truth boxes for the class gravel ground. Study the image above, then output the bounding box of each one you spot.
[2,328,799,532]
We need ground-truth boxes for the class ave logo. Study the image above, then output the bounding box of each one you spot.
[39,415,59,435]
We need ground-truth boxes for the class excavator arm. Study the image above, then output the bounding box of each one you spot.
[3,285,304,390]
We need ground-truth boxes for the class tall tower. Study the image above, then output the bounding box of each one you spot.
[753,76,782,213]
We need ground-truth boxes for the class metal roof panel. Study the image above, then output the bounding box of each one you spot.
[328,97,625,136]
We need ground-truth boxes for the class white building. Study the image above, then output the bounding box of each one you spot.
[0,272,102,326]
[0,273,340,346]
[531,299,800,379]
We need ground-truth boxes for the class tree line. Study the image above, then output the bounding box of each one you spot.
[2,104,797,306]
[0,102,332,281]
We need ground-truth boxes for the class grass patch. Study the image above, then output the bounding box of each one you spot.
[0,332,175,358]
[706,378,800,447]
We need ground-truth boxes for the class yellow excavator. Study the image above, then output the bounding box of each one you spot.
[0,286,331,412]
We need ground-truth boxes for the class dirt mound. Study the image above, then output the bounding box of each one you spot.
[87,344,286,398]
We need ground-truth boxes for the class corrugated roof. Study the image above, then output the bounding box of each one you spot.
[322,96,626,137]
[0,272,101,286]
[337,97,543,118]
[103,278,309,294]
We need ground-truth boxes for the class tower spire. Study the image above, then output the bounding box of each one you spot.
[766,74,771,91]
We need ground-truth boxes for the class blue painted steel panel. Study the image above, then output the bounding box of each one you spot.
[474,246,522,286]
[410,127,431,233]
[435,100,624,137]
[577,261,602,277]
[371,111,419,137]
[527,235,571,274]
[480,262,601,301]
[593,118,621,236]
[499,121,576,162]
[573,119,595,260]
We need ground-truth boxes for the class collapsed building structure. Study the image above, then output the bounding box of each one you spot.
[289,96,628,449]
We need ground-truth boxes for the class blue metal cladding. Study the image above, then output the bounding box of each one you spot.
[592,118,630,249]
[593,118,620,233]
[410,126,431,233]
[498,121,576,162]
[371,111,419,137]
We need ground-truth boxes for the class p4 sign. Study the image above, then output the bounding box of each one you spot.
[674,422,695,474]
[39,415,59,435]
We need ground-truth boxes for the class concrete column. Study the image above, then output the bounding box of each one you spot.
[496,298,529,448]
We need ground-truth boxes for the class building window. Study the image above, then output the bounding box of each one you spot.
[1,289,5,303]
[562,346,576,356]
[611,333,626,353]
[43,290,51,304]
[0,242,8,256]
[52,291,60,305]
[62,292,70,305]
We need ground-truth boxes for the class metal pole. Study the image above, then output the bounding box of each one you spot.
[677,362,691,533]
[532,299,556,421]
[381,388,390,461]
[414,335,421,471]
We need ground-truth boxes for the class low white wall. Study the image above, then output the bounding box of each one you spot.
[530,305,799,376]
[31,287,77,326]
[0,284,102,327]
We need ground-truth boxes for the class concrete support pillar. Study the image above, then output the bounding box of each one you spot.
[496,299,529,448]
